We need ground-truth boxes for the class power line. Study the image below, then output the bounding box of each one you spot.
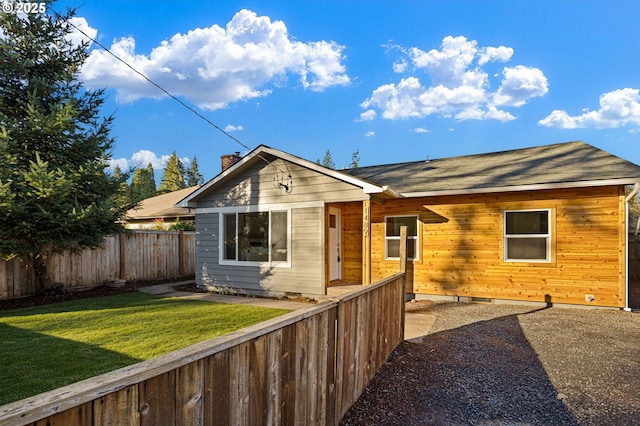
[47,6,282,171]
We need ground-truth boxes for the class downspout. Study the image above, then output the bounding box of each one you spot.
[624,183,639,311]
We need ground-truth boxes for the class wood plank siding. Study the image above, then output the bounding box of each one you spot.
[366,186,627,307]
[193,157,371,297]
[326,202,363,285]
[196,157,369,208]
[196,208,325,296]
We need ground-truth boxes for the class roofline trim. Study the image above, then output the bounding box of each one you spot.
[401,178,640,197]
[176,145,385,207]
[259,146,385,194]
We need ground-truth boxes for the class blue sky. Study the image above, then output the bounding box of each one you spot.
[54,0,640,182]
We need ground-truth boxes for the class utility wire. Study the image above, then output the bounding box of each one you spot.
[47,6,281,171]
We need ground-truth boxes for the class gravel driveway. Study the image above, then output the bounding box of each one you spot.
[341,302,640,425]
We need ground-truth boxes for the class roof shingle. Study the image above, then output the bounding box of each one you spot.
[342,141,640,195]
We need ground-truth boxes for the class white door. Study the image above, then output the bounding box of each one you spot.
[329,207,341,281]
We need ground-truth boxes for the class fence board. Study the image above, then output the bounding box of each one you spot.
[176,360,204,425]
[0,231,195,300]
[139,371,176,426]
[206,350,229,426]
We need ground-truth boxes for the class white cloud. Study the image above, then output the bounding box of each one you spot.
[493,65,548,107]
[64,17,97,48]
[478,46,514,66]
[393,59,408,73]
[358,109,377,121]
[412,127,430,133]
[224,124,244,132]
[364,131,375,137]
[80,9,350,110]
[108,149,187,172]
[361,36,547,122]
[539,88,640,129]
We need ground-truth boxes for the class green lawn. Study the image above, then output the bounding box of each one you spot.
[0,292,289,405]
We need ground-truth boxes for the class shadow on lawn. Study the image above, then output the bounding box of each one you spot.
[0,323,141,406]
[0,292,192,318]
[341,307,579,425]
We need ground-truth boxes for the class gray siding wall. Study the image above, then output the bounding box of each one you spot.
[197,158,369,207]
[195,207,324,296]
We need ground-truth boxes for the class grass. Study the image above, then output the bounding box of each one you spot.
[0,292,289,405]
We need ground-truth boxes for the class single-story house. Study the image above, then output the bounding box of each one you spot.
[125,186,200,230]
[177,141,640,309]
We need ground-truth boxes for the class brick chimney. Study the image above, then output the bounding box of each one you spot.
[221,151,241,172]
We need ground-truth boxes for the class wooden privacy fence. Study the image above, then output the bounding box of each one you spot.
[0,272,406,425]
[0,231,195,300]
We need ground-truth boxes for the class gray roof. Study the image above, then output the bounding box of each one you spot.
[342,141,640,196]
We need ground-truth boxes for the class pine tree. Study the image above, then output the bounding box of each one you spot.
[130,162,157,202]
[0,7,127,290]
[112,165,134,209]
[158,151,186,193]
[320,150,335,169]
[350,149,360,168]
[186,156,204,187]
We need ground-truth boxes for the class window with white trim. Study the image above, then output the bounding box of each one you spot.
[385,215,418,260]
[504,209,550,262]
[221,210,290,265]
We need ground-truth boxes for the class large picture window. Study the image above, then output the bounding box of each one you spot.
[504,210,551,262]
[221,210,290,265]
[385,216,418,260]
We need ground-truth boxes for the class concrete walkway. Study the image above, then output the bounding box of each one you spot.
[138,282,316,311]
[404,313,436,341]
[139,281,434,340]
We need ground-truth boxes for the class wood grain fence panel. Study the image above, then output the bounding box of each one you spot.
[249,334,267,424]
[138,370,176,426]
[34,401,93,426]
[307,313,319,424]
[265,328,283,425]
[325,306,338,426]
[281,323,297,426]
[1,231,195,300]
[176,360,205,425]
[205,350,230,426]
[93,385,138,426]
[229,342,250,425]
[294,318,309,425]
[315,308,331,426]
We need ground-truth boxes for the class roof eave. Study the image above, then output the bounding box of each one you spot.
[177,145,386,206]
[401,178,640,197]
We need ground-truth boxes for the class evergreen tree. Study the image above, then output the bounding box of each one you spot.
[320,150,335,169]
[186,155,204,187]
[130,162,156,202]
[158,151,186,193]
[0,7,127,289]
[350,149,360,168]
[112,165,133,209]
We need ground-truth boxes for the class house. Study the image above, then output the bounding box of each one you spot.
[124,186,200,230]
[177,141,640,309]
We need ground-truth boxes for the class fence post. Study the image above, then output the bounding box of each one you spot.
[399,226,408,342]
